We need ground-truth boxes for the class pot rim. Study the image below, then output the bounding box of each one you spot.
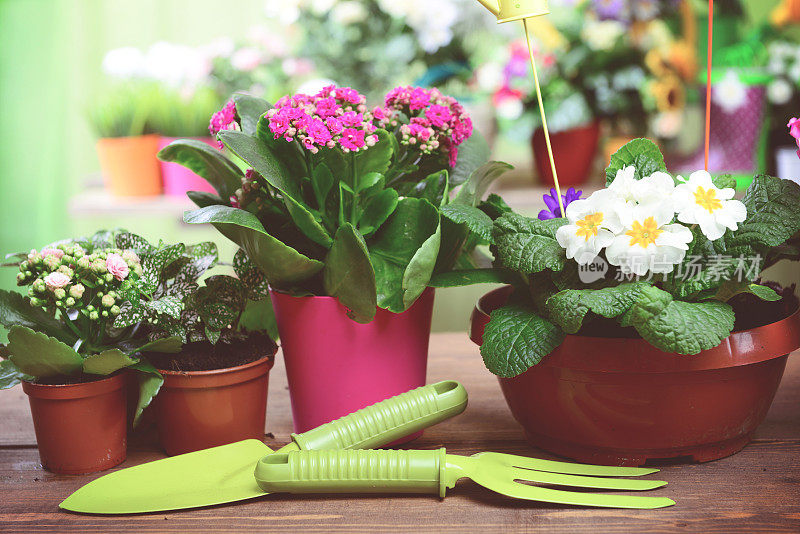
[472,285,800,373]
[22,372,126,400]
[156,350,277,389]
[270,286,434,303]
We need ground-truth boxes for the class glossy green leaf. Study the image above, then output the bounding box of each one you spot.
[452,161,514,207]
[82,349,137,375]
[402,222,441,309]
[7,326,82,378]
[311,163,335,210]
[0,289,76,345]
[358,189,399,236]
[323,224,377,323]
[449,131,491,186]
[218,130,300,198]
[429,268,516,287]
[232,93,271,135]
[136,336,183,354]
[157,139,243,199]
[354,129,393,176]
[129,360,164,426]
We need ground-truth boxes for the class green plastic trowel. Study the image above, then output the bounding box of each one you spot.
[60,380,468,514]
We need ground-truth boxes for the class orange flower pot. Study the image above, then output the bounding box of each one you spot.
[96,134,162,196]
[22,374,127,474]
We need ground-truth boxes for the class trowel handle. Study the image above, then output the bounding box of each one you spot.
[289,381,467,451]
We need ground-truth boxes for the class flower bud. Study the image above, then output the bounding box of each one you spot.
[27,287,35,297]
[110,305,121,316]
[54,288,66,300]
[29,297,43,307]
[16,272,27,284]
[104,273,114,283]
[61,255,74,265]
[86,304,95,312]
[65,297,76,307]
[69,284,85,299]
[101,294,115,307]
[76,257,90,270]
[28,250,41,263]
[121,250,140,264]
[89,310,99,321]
[55,300,64,308]
[57,266,74,278]
[43,256,60,270]
[20,260,29,271]
[33,279,46,293]
[101,310,109,318]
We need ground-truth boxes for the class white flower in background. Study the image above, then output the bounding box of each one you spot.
[789,62,800,84]
[332,1,368,25]
[495,96,523,120]
[713,70,747,113]
[246,26,290,58]
[231,47,263,72]
[102,47,146,79]
[200,37,235,59]
[672,170,747,241]
[607,166,677,210]
[309,0,337,15]
[476,63,504,92]
[556,190,625,265]
[652,111,682,139]
[418,26,455,53]
[297,78,336,95]
[605,203,693,276]
[282,57,314,77]
[144,42,211,88]
[768,78,793,105]
[581,20,625,51]
[377,0,459,53]
[264,0,300,25]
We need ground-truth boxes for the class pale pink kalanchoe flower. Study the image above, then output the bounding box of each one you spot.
[105,253,130,281]
[44,271,71,291]
[209,100,239,149]
[40,247,64,259]
[788,117,800,158]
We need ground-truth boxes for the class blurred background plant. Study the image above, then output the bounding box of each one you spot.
[87,82,162,138]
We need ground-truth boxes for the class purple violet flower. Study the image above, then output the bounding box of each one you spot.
[592,0,628,21]
[538,187,582,220]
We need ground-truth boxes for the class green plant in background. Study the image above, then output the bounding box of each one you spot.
[480,139,800,377]
[149,86,224,138]
[87,82,161,138]
[0,230,181,414]
[160,87,514,323]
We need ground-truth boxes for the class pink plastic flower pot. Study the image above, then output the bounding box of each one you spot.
[158,137,218,197]
[271,288,434,440]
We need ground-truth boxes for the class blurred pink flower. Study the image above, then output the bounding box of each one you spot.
[40,247,64,259]
[44,272,71,291]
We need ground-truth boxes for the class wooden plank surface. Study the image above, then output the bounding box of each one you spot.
[1,334,799,533]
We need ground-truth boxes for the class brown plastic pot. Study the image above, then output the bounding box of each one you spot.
[152,351,276,456]
[470,286,800,466]
[96,134,162,196]
[22,373,127,474]
[532,121,600,187]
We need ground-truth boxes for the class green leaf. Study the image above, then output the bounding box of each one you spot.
[232,93,271,135]
[145,296,183,319]
[728,175,800,251]
[402,221,441,309]
[429,268,516,287]
[480,303,565,377]
[238,298,278,340]
[129,360,163,426]
[218,130,300,198]
[233,248,270,300]
[492,213,567,274]
[408,170,449,206]
[478,194,512,220]
[0,289,76,345]
[0,359,30,390]
[355,129,393,176]
[358,189,399,236]
[7,326,82,377]
[713,281,782,302]
[136,336,183,354]
[323,224,377,323]
[157,139,243,200]
[626,286,735,354]
[311,163,335,210]
[605,138,667,185]
[140,243,185,294]
[452,161,514,207]
[82,349,137,375]
[115,232,154,254]
[441,204,494,242]
[544,282,649,334]
[449,131,491,186]
[184,205,323,285]
[369,198,440,312]
[712,174,737,190]
[255,116,308,179]
[194,275,246,331]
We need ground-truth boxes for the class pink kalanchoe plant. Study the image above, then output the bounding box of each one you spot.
[789,117,800,158]
[209,100,239,148]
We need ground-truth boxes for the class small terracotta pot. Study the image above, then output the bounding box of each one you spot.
[96,134,162,197]
[271,288,434,440]
[152,352,276,456]
[22,374,127,474]
[158,136,218,197]
[470,286,800,466]
[532,121,600,187]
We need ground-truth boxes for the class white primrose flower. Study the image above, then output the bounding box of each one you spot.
[672,170,747,241]
[713,70,747,113]
[607,166,677,210]
[556,190,625,265]
[605,203,693,277]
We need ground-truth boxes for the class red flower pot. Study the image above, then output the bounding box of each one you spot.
[470,286,800,466]
[22,374,127,474]
[531,121,601,187]
[271,288,434,440]
[152,352,276,456]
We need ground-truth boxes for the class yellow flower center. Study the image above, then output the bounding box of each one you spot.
[694,186,722,213]
[575,212,604,241]
[627,217,663,248]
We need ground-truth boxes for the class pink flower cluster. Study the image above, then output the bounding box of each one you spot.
[377,86,473,167]
[789,117,800,159]
[266,86,379,154]
[209,100,239,148]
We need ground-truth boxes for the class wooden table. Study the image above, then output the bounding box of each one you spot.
[2,334,799,533]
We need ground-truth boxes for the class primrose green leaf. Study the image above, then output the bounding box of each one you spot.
[449,131,491,186]
[480,303,564,377]
[184,205,323,285]
[7,326,83,377]
[713,281,782,302]
[478,194,513,220]
[0,289,76,345]
[605,138,667,185]
[157,139,243,200]
[232,93,271,135]
[358,189,399,236]
[323,224,377,323]
[712,174,737,190]
[129,360,164,426]
[441,204,494,242]
[429,268,516,288]
[0,359,30,389]
[82,349,137,375]
[492,213,567,274]
[626,286,735,354]
[544,282,649,334]
[453,161,514,207]
[728,175,800,251]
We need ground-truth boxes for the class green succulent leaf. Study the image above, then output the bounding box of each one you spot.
[157,139,243,200]
[625,286,735,354]
[441,204,494,242]
[429,268,516,287]
[238,298,278,340]
[452,161,514,207]
[354,129,393,176]
[82,349,138,375]
[408,170,449,206]
[232,93,271,135]
[358,189,399,236]
[402,222,441,309]
[492,213,567,274]
[184,205,323,285]
[449,131,491,186]
[218,129,300,198]
[323,224,377,323]
[544,282,649,334]
[136,336,183,354]
[480,302,565,378]
[0,359,30,390]
[129,360,164,426]
[0,289,76,344]
[605,138,667,185]
[7,325,82,378]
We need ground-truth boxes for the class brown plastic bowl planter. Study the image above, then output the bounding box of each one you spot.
[152,351,277,456]
[22,373,127,474]
[470,286,800,466]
